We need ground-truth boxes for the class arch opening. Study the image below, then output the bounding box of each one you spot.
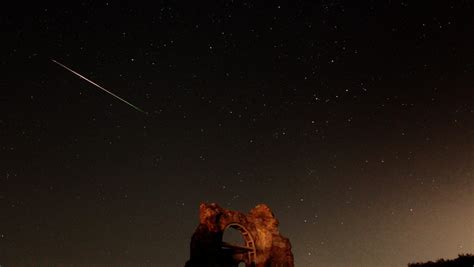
[221,223,257,266]
[223,226,246,246]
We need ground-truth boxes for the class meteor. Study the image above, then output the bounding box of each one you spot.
[51,59,147,114]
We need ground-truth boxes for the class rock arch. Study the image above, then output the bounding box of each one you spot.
[185,203,294,267]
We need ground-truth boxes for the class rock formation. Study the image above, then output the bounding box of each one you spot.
[185,203,294,267]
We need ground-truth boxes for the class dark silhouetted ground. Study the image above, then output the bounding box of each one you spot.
[408,254,474,267]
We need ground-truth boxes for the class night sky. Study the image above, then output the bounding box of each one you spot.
[1,1,473,266]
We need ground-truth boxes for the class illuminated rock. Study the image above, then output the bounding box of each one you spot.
[185,203,294,267]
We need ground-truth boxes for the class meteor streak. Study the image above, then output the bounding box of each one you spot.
[51,59,147,114]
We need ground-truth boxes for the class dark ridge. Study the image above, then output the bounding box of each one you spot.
[408,254,474,267]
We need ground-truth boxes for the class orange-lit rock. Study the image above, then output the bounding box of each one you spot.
[185,203,294,267]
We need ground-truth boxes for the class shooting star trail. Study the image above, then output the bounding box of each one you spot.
[51,59,147,114]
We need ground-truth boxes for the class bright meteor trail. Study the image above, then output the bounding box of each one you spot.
[51,59,147,114]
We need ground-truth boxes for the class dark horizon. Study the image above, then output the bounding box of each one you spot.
[1,1,473,266]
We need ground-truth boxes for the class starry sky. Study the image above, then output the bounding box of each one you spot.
[1,1,473,266]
